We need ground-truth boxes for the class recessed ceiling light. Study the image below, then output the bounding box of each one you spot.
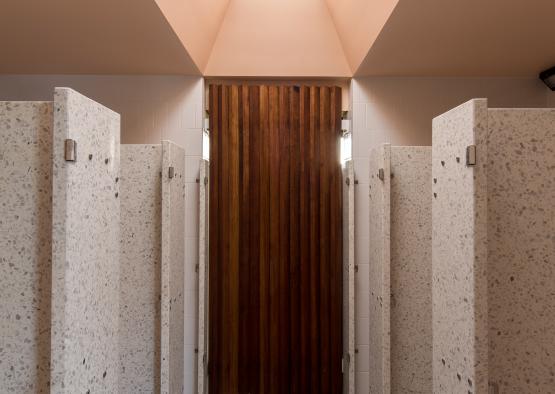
[539,66,555,91]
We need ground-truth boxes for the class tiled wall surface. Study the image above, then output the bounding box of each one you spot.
[51,88,121,392]
[161,141,186,394]
[431,99,489,394]
[0,75,205,148]
[0,101,53,393]
[368,145,391,394]
[389,147,432,394]
[119,144,162,393]
[487,108,555,393]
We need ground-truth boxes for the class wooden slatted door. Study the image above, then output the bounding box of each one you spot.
[208,84,343,394]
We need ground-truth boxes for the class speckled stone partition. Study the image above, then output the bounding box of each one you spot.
[51,88,121,392]
[389,146,432,394]
[342,159,355,394]
[486,108,555,393]
[119,144,162,393]
[432,99,489,394]
[0,101,53,392]
[368,144,391,394]
[197,159,209,394]
[161,140,185,394]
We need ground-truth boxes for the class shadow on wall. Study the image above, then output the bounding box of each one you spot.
[0,75,204,146]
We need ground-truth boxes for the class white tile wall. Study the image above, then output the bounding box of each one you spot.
[351,76,553,394]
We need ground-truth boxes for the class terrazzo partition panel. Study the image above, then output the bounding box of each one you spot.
[119,144,162,393]
[342,159,355,394]
[0,101,53,392]
[486,108,555,393]
[51,88,121,392]
[161,140,186,394]
[368,144,391,394]
[431,99,489,394]
[197,159,209,394]
[389,146,432,394]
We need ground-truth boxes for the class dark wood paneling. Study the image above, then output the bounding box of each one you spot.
[209,84,342,394]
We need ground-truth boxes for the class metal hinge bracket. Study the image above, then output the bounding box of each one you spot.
[64,139,76,162]
[378,168,385,181]
[466,145,477,166]
[204,176,209,185]
[168,166,175,179]
[346,177,350,186]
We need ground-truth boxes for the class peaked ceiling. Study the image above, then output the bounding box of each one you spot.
[203,0,352,77]
[1,0,553,78]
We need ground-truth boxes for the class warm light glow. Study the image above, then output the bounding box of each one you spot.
[202,130,210,161]
[341,131,352,164]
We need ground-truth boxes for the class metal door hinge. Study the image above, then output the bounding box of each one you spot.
[466,145,477,166]
[204,176,208,186]
[346,177,350,186]
[168,166,175,179]
[378,168,385,181]
[341,353,351,374]
[64,139,76,162]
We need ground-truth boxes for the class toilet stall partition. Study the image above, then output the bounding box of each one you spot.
[342,159,355,394]
[0,101,53,392]
[432,99,555,393]
[389,146,432,394]
[51,88,121,393]
[432,99,489,394]
[198,159,209,394]
[368,144,391,394]
[119,144,163,393]
[160,140,186,394]
[369,144,433,394]
[485,108,555,393]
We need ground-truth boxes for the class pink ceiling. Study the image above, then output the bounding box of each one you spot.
[9,0,553,78]
[204,0,351,77]
[325,0,399,73]
[153,0,231,71]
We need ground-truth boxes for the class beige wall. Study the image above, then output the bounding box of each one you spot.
[204,0,351,77]
[0,75,204,148]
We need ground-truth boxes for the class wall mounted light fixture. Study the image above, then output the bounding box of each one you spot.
[539,66,555,90]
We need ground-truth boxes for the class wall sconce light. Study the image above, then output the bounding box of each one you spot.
[539,66,555,90]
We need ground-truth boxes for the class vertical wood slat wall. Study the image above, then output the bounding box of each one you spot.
[209,84,343,394]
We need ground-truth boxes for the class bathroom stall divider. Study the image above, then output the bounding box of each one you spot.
[119,141,186,394]
[160,140,186,394]
[342,159,355,394]
[197,159,209,394]
[368,144,433,394]
[1,99,54,393]
[119,144,163,393]
[1,87,187,393]
[50,88,121,393]
[432,99,555,394]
